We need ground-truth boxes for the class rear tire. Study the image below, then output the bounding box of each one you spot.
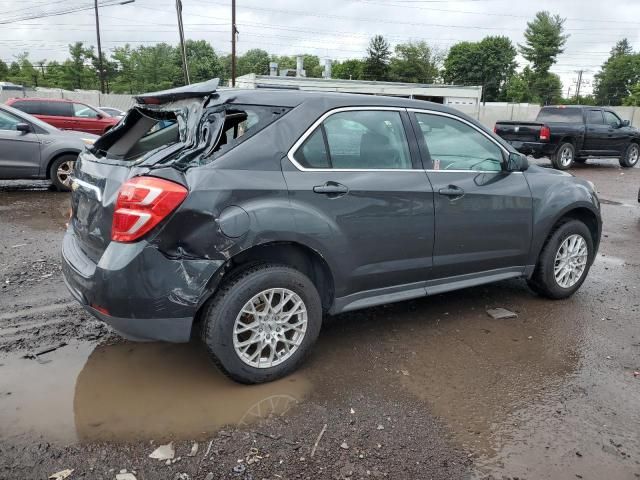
[201,263,322,384]
[620,142,639,168]
[527,220,594,299]
[552,142,575,170]
[49,154,77,191]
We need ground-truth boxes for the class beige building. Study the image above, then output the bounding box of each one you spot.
[235,73,483,112]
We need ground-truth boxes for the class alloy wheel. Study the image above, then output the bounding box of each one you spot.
[233,288,308,368]
[554,234,588,288]
[628,144,639,166]
[559,146,573,167]
[56,160,75,188]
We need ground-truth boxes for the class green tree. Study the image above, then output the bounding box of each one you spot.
[184,39,223,83]
[534,72,563,105]
[504,66,535,103]
[332,59,365,80]
[519,11,568,74]
[66,42,98,90]
[364,35,390,81]
[389,41,440,84]
[518,11,569,104]
[237,48,270,76]
[623,82,640,106]
[593,39,640,106]
[444,36,517,101]
[0,60,8,80]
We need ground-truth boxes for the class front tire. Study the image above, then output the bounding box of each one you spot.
[201,264,322,384]
[552,142,575,170]
[527,220,594,299]
[620,142,639,168]
[49,154,77,191]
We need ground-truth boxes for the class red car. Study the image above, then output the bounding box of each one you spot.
[6,97,119,135]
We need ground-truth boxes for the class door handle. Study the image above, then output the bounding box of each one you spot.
[313,182,349,196]
[438,185,465,198]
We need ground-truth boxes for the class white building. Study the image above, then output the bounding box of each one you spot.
[235,73,483,110]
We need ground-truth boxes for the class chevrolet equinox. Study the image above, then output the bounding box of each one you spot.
[62,79,602,383]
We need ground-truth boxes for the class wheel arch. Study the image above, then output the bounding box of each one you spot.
[533,205,601,268]
[44,150,81,179]
[208,241,336,313]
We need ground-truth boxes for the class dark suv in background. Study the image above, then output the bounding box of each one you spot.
[6,97,119,135]
[62,80,601,384]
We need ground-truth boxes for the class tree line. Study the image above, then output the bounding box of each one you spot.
[0,10,638,106]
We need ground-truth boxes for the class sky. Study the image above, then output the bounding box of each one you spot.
[1,0,640,95]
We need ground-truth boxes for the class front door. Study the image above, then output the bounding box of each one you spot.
[584,108,616,154]
[410,110,533,280]
[282,108,434,300]
[0,109,41,179]
[603,110,632,154]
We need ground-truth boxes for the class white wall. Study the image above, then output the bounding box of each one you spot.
[4,89,640,130]
[0,90,135,112]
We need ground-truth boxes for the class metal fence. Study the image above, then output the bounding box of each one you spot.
[3,89,640,129]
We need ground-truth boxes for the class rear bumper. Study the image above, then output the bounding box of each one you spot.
[61,229,224,342]
[506,140,556,157]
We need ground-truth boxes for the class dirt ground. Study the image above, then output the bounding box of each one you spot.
[0,158,639,480]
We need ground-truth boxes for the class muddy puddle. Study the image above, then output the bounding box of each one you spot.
[0,341,311,444]
[0,188,70,231]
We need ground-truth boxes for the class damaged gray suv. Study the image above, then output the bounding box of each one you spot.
[62,79,601,383]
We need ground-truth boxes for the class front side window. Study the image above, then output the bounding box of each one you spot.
[586,110,604,125]
[295,110,412,169]
[603,111,621,128]
[73,103,100,119]
[415,113,503,171]
[0,110,21,131]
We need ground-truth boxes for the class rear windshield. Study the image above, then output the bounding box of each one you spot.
[91,102,289,164]
[536,108,583,123]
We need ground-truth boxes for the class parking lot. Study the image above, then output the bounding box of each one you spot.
[0,158,638,480]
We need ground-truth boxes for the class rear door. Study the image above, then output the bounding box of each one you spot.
[38,101,74,130]
[0,108,41,178]
[410,109,533,282]
[282,107,435,299]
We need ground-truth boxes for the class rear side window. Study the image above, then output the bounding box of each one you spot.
[11,100,41,115]
[40,101,73,117]
[536,108,583,123]
[586,110,604,125]
[294,110,412,170]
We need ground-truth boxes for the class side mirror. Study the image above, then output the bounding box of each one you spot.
[622,119,630,127]
[16,123,31,133]
[507,152,529,172]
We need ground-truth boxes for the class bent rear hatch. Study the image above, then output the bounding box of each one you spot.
[69,79,291,262]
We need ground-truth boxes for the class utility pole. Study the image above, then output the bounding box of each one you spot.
[231,0,237,87]
[176,0,190,85]
[94,0,135,94]
[574,69,584,100]
[94,0,105,94]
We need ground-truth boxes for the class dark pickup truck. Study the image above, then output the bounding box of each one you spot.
[495,105,640,170]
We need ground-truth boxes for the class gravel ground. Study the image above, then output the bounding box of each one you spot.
[1,159,639,480]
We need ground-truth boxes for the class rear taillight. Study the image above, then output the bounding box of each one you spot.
[493,124,498,134]
[539,125,551,141]
[112,176,187,242]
